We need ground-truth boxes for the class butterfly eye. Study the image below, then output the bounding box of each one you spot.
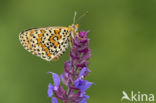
[72,24,78,31]
[73,24,78,31]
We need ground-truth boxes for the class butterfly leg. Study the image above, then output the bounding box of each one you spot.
[69,37,73,48]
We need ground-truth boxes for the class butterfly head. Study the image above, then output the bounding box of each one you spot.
[69,11,88,39]
[68,24,79,39]
[72,24,79,31]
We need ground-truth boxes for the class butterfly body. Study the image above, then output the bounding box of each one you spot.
[19,24,78,61]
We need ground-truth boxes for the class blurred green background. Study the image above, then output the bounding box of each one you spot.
[0,0,156,103]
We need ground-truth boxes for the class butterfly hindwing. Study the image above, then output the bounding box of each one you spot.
[19,27,71,61]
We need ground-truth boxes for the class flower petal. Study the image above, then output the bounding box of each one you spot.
[75,79,92,91]
[51,97,58,103]
[79,67,87,78]
[84,81,92,90]
[48,83,54,89]
[79,98,87,103]
[48,83,54,97]
[52,73,60,89]
[48,89,53,97]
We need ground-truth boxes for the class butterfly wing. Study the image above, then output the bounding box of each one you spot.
[19,27,72,61]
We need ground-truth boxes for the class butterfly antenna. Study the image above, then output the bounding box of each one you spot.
[76,11,88,23]
[73,11,77,24]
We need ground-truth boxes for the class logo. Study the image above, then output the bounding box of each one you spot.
[121,91,154,102]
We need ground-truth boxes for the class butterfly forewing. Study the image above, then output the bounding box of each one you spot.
[19,27,71,61]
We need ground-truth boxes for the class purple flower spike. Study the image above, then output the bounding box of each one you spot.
[51,97,58,103]
[48,31,94,103]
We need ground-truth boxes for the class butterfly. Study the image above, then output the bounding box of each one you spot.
[19,11,87,61]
